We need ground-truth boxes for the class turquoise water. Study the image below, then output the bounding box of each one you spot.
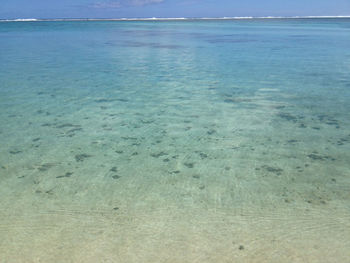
[1,19,350,262]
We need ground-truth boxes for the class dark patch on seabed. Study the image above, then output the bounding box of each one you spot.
[307,152,336,161]
[184,162,195,168]
[110,167,118,172]
[38,163,55,172]
[9,149,22,154]
[94,98,118,103]
[75,154,92,162]
[277,112,302,123]
[256,165,283,176]
[39,121,84,137]
[317,114,341,128]
[335,134,350,145]
[56,123,80,129]
[150,152,168,158]
[56,172,73,179]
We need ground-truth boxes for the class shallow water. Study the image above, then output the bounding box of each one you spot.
[0,19,350,262]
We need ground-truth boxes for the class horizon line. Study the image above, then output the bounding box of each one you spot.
[1,15,350,22]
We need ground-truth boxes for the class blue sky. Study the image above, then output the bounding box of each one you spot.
[1,0,350,19]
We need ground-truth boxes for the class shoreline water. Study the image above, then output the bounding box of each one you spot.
[1,18,349,262]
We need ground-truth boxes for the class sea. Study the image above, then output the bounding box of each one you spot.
[0,18,350,262]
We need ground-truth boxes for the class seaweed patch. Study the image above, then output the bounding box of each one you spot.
[9,150,22,155]
[38,163,55,172]
[56,172,73,178]
[307,153,335,161]
[184,162,195,168]
[110,167,118,172]
[150,152,168,158]
[260,165,283,175]
[75,154,92,162]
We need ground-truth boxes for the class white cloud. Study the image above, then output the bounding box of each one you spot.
[130,0,164,6]
[90,2,122,8]
[90,0,164,9]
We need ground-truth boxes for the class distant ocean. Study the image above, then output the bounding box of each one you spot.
[1,16,350,22]
[0,19,350,262]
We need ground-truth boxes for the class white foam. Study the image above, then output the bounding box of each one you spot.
[8,18,38,22]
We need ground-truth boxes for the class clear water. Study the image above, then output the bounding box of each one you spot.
[0,19,350,262]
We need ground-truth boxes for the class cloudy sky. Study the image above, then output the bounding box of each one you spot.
[1,0,350,19]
